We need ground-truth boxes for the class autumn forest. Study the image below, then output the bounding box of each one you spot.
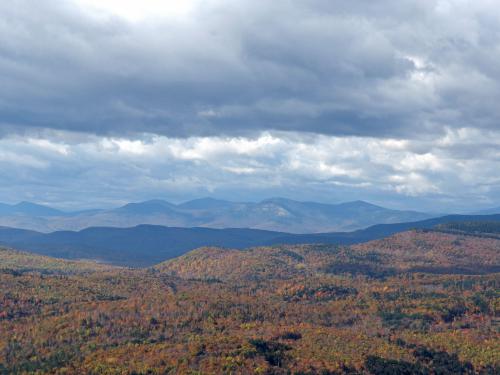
[1,226,499,374]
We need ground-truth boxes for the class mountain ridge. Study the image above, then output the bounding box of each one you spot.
[473,206,500,215]
[1,213,499,267]
[0,201,65,217]
[0,197,434,233]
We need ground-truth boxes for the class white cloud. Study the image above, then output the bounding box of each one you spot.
[27,139,70,155]
[0,128,499,211]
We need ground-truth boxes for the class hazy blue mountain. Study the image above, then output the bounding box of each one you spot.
[1,214,499,267]
[0,202,65,217]
[0,225,286,267]
[115,199,178,214]
[173,198,433,233]
[177,197,238,210]
[0,198,434,233]
[473,206,500,215]
[266,214,500,245]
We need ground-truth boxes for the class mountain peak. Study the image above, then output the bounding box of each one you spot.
[8,201,64,216]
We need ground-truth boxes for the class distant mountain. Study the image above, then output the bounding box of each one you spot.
[473,206,500,215]
[271,213,500,246]
[0,198,434,233]
[177,197,237,210]
[0,202,65,217]
[0,225,287,267]
[115,199,178,214]
[195,198,434,233]
[1,213,499,267]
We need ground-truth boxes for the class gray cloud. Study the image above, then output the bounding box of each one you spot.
[0,128,499,211]
[1,1,499,211]
[1,0,500,138]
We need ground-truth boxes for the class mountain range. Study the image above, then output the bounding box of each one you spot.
[1,213,499,267]
[473,206,500,215]
[0,198,435,233]
[0,201,65,217]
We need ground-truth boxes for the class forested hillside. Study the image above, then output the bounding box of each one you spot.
[434,221,500,237]
[0,247,117,275]
[1,230,499,374]
[1,215,500,267]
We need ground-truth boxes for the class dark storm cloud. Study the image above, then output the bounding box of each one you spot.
[2,0,499,138]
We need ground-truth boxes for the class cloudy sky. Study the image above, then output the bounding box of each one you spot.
[1,0,499,211]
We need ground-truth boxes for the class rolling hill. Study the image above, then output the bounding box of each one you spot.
[0,214,499,267]
[156,229,500,280]
[1,229,498,374]
[0,226,288,267]
[0,246,118,274]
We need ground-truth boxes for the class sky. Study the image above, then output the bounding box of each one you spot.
[1,0,499,211]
